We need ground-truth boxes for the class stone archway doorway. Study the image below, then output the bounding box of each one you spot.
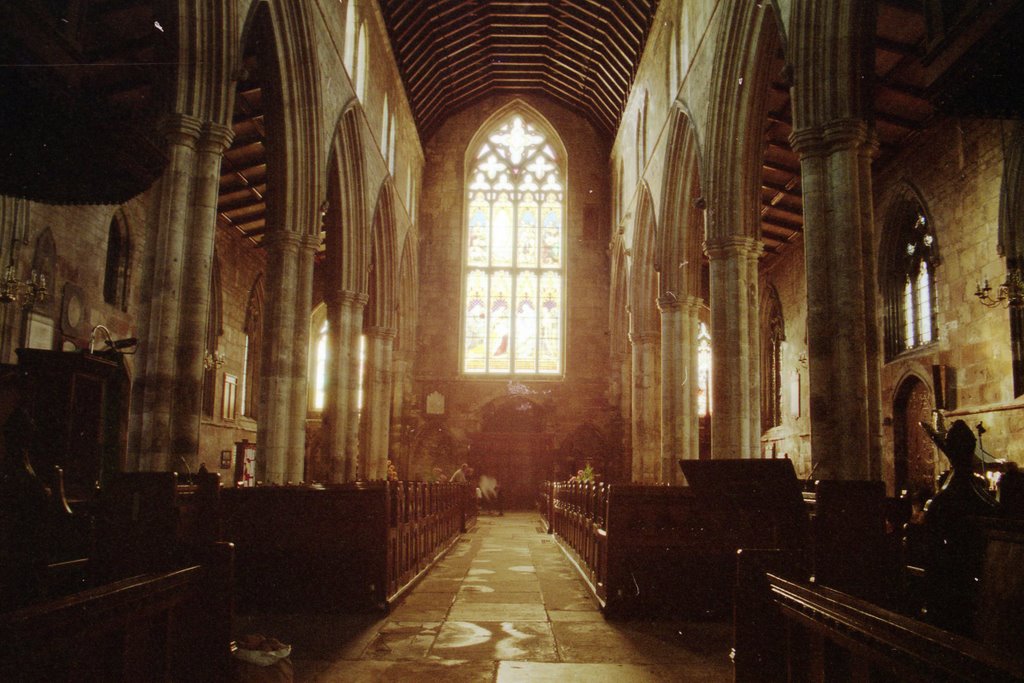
[469,395,553,510]
[893,375,937,496]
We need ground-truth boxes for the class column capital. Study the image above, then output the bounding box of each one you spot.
[160,113,203,147]
[261,230,303,253]
[197,121,235,154]
[704,235,762,260]
[365,326,397,341]
[332,289,369,307]
[791,119,876,158]
[629,331,660,346]
[682,295,704,314]
[657,293,681,312]
[298,233,322,254]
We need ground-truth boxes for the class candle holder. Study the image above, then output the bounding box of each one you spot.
[0,266,47,308]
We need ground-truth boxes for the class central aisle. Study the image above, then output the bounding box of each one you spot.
[301,512,731,681]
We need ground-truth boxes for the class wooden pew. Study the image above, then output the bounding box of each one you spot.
[221,481,475,614]
[735,518,1024,682]
[0,542,234,683]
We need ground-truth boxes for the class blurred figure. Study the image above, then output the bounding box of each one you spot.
[450,463,469,483]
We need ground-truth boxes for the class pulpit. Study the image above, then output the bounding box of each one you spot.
[14,349,129,500]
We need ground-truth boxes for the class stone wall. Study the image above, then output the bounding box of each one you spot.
[876,117,1022,487]
[411,94,614,482]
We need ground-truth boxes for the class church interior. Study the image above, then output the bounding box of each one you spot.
[2,0,1024,680]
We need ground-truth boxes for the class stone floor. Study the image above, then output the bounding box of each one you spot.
[235,512,732,682]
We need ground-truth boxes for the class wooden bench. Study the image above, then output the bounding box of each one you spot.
[221,481,476,614]
[734,518,1024,682]
[0,542,233,682]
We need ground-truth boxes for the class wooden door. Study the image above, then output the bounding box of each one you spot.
[894,376,936,495]
[470,432,553,509]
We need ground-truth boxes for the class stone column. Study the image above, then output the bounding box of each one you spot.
[170,121,234,467]
[345,300,368,480]
[257,230,301,483]
[705,236,762,460]
[284,233,320,483]
[322,290,367,482]
[630,330,661,482]
[130,113,202,472]
[791,120,880,480]
[362,326,396,480]
[659,295,683,483]
[679,296,703,468]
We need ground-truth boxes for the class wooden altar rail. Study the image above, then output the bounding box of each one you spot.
[0,542,234,683]
[221,481,476,613]
[547,481,739,618]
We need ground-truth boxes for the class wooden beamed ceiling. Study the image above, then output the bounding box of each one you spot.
[379,0,661,139]
[758,0,933,260]
[217,0,936,255]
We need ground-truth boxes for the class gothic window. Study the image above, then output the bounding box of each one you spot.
[202,256,223,419]
[762,286,785,430]
[355,23,368,101]
[103,214,130,310]
[885,204,938,359]
[462,114,564,375]
[696,321,712,416]
[313,319,328,411]
[241,276,263,419]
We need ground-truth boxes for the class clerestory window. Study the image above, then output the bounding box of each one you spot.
[462,114,565,375]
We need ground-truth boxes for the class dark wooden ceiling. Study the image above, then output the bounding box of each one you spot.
[759,0,936,261]
[378,0,661,139]
[0,1,169,204]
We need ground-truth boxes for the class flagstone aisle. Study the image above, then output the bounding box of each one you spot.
[241,512,732,682]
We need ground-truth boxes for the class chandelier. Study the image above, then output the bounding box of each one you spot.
[0,266,46,308]
[974,267,1024,308]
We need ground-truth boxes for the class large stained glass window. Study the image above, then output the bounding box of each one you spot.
[463,115,564,374]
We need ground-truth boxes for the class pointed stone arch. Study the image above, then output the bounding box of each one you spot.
[658,104,705,300]
[173,0,239,127]
[463,99,568,172]
[366,180,400,332]
[327,105,371,295]
[629,183,660,337]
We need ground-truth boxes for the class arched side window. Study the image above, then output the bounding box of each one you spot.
[884,199,939,359]
[202,255,223,418]
[241,276,263,419]
[343,1,356,73]
[762,285,785,430]
[356,22,368,101]
[696,321,712,416]
[310,315,367,412]
[103,213,131,310]
[462,113,565,375]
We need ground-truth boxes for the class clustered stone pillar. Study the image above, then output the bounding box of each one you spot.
[705,236,762,459]
[669,296,703,477]
[322,290,367,482]
[257,230,302,484]
[362,326,396,480]
[791,120,881,480]
[130,113,217,472]
[170,121,234,467]
[659,295,683,483]
[630,330,661,482]
[285,233,320,483]
[344,302,367,480]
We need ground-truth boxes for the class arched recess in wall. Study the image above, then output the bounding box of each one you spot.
[103,211,132,312]
[242,275,264,419]
[761,283,785,430]
[879,183,939,362]
[658,105,705,302]
[892,371,936,496]
[202,253,224,418]
[608,236,632,478]
[326,105,370,295]
[629,183,660,336]
[365,181,399,333]
[998,124,1024,397]
[394,230,419,403]
[704,1,783,244]
[557,423,610,482]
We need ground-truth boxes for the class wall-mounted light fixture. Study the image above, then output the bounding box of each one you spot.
[975,267,1024,308]
[0,266,46,308]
